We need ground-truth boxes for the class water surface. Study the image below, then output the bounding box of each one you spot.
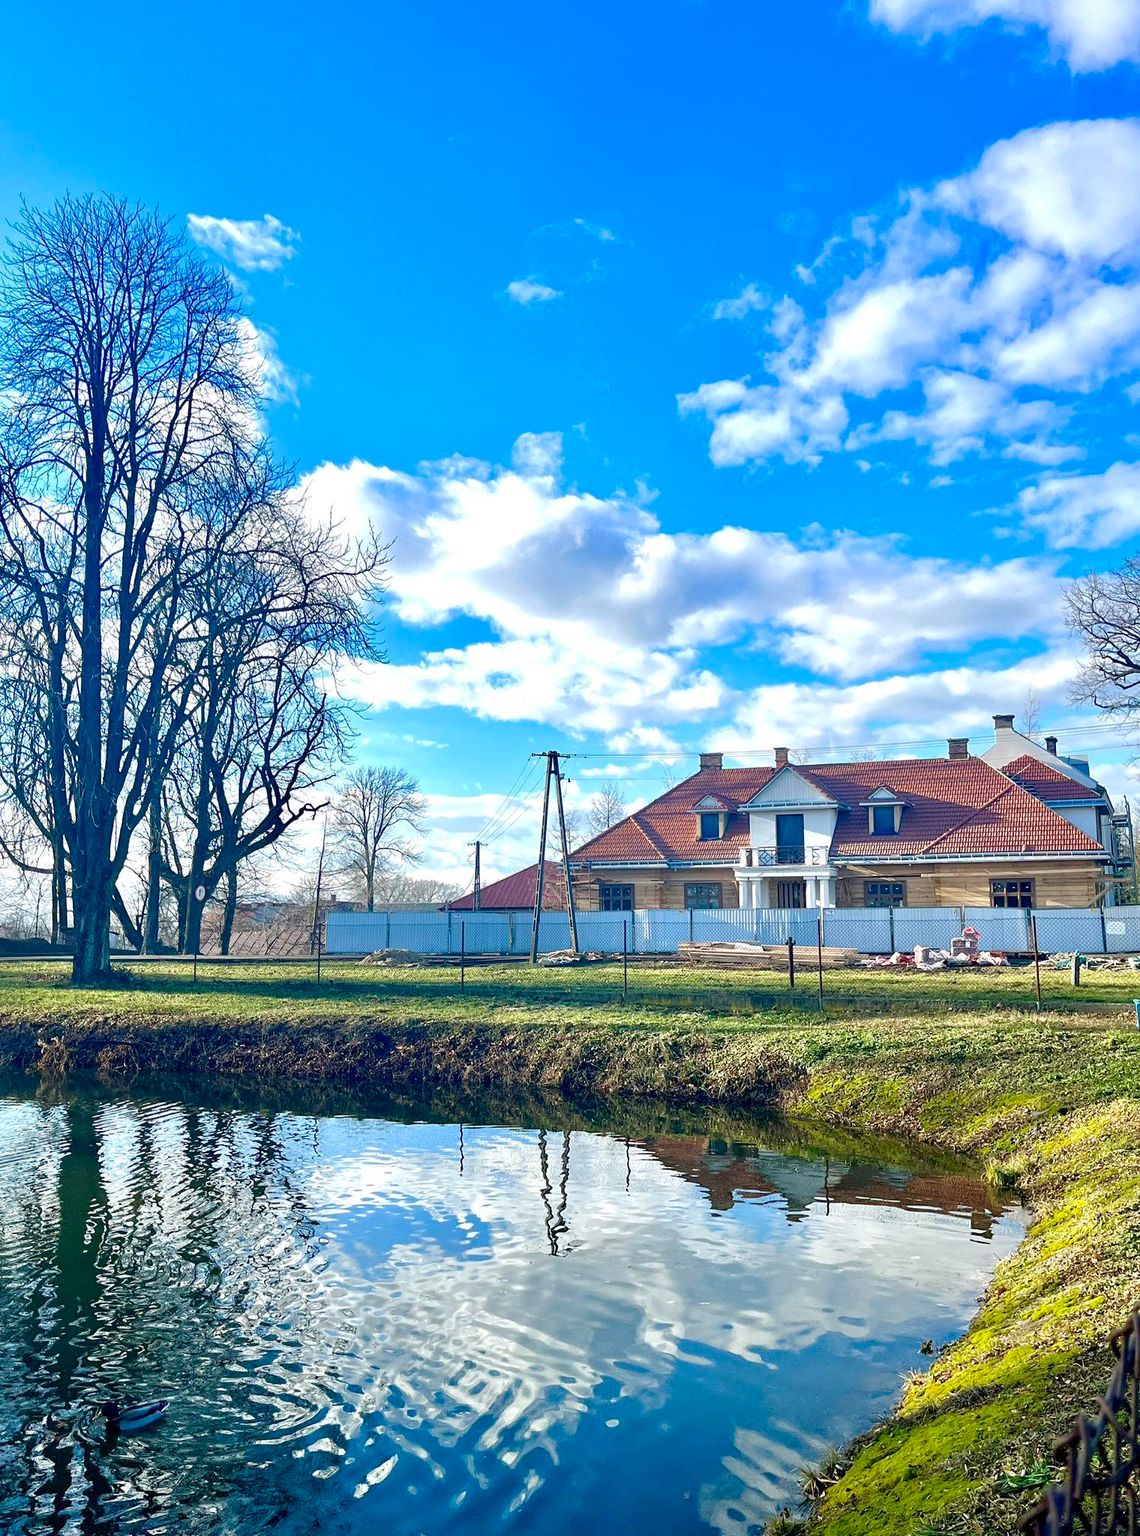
[0,1079,1024,1536]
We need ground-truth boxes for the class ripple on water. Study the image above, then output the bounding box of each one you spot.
[0,1087,1025,1536]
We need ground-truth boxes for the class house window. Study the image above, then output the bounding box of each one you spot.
[685,882,723,909]
[871,805,897,835]
[865,881,906,908]
[699,812,721,841]
[599,882,634,912]
[992,879,1034,909]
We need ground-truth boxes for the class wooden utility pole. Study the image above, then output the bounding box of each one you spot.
[471,840,482,911]
[529,753,554,963]
[529,750,580,961]
[552,753,580,955]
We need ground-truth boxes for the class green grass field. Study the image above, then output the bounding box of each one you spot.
[2,957,1140,1535]
[1,952,1137,1027]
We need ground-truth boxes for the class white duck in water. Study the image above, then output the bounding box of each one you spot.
[100,1400,169,1433]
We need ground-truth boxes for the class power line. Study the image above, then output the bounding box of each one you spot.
[473,756,545,845]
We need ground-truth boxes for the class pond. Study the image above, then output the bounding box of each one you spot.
[0,1078,1026,1536]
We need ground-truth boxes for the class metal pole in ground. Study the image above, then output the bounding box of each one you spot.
[193,882,206,984]
[816,909,825,1012]
[316,908,323,984]
[1031,911,1042,1011]
[461,921,466,991]
[787,935,795,993]
[623,919,628,1001]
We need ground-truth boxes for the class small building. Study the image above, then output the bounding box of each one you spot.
[569,716,1125,912]
[448,860,567,913]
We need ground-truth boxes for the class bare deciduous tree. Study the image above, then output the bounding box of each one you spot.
[330,766,427,911]
[1022,685,1043,741]
[586,781,626,839]
[1068,562,1140,723]
[0,195,385,979]
[0,196,258,983]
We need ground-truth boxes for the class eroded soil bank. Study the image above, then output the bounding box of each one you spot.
[3,994,1139,1535]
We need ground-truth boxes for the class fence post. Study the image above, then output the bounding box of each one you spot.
[689,908,694,944]
[460,921,466,990]
[623,920,628,1001]
[1031,911,1042,1012]
[787,936,795,992]
[447,907,453,956]
[386,910,391,950]
[888,904,896,955]
[816,909,825,1012]
[1100,904,1109,955]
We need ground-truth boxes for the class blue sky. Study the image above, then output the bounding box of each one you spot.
[4,0,1140,885]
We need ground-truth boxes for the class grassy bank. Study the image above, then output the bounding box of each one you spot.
[3,958,1140,1533]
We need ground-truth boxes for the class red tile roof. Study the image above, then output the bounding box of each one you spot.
[1001,753,1102,803]
[449,860,566,910]
[571,756,1104,867]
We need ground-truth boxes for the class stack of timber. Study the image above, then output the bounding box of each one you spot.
[676,941,861,971]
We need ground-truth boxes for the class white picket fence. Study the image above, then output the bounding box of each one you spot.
[325,905,1140,958]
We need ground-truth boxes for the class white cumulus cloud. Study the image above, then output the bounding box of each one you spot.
[684,118,1140,471]
[870,0,1140,71]
[506,277,562,305]
[1013,461,1140,547]
[187,213,299,271]
[304,432,1066,741]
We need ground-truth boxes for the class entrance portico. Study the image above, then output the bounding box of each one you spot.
[735,854,838,909]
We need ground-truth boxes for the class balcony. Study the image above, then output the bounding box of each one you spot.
[737,846,829,868]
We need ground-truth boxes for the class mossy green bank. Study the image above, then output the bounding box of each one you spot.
[2,957,1139,1535]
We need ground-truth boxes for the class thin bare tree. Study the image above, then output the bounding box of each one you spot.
[1022,685,1043,741]
[330,766,427,911]
[586,780,626,839]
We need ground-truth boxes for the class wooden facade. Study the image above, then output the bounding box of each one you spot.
[572,859,1105,911]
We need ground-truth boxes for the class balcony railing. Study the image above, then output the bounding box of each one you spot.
[737,846,828,868]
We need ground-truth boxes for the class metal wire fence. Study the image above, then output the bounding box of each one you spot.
[1020,1311,1140,1536]
[326,905,1140,959]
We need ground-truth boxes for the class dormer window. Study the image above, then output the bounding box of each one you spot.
[692,794,732,840]
[861,787,905,835]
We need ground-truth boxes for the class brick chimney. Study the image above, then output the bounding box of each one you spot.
[699,751,723,771]
[993,713,1016,735]
[947,737,969,759]
[1044,734,1058,755]
[774,746,790,769]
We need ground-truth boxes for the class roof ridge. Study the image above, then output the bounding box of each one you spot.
[630,811,672,859]
[918,783,1013,854]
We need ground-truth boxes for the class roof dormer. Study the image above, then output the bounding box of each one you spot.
[859,786,906,835]
[691,793,733,840]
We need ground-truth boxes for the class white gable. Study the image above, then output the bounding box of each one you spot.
[740,766,836,809]
[692,794,731,811]
[866,786,902,802]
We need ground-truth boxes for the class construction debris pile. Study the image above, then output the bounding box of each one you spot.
[1050,952,1140,972]
[536,949,609,967]
[862,925,1008,970]
[677,942,861,970]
